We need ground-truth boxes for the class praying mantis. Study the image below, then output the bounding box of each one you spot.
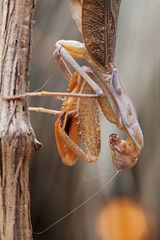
[53,0,144,170]
[2,0,144,170]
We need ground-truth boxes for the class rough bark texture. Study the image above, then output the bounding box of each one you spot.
[0,0,40,239]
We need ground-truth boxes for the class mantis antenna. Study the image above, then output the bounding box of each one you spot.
[33,170,120,235]
[33,75,53,93]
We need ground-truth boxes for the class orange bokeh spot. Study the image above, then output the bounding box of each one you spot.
[97,198,149,240]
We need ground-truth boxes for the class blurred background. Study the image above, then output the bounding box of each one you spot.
[30,0,160,239]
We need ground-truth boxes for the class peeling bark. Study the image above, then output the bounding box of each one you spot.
[0,0,41,239]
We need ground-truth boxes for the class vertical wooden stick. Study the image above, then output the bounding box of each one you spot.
[0,0,41,239]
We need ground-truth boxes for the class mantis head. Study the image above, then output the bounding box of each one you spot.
[109,133,140,170]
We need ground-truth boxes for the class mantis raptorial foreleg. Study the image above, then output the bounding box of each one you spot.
[55,40,102,95]
[54,65,100,165]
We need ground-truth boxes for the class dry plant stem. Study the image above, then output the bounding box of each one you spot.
[0,0,41,239]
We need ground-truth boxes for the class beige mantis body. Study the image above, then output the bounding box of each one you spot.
[53,0,144,170]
